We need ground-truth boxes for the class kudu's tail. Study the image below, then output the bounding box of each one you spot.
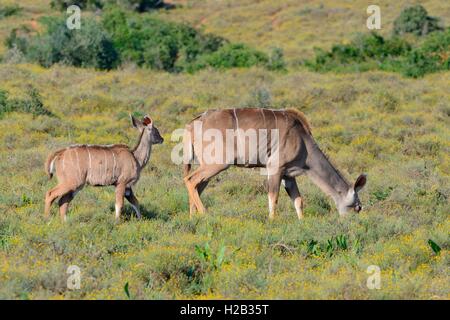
[183,124,194,177]
[45,149,63,179]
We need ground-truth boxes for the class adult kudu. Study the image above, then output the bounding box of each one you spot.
[183,108,367,219]
[44,115,163,222]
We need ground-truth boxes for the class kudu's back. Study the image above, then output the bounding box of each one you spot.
[184,108,310,169]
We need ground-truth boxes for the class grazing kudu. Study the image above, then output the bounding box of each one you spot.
[183,108,367,219]
[44,115,163,222]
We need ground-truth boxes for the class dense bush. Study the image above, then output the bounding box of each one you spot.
[307,28,450,78]
[307,32,410,72]
[401,28,450,77]
[6,17,118,70]
[267,47,287,71]
[0,5,22,19]
[50,0,167,12]
[101,6,226,71]
[0,87,53,119]
[5,7,284,73]
[393,5,443,36]
[202,43,269,69]
[306,5,449,77]
[50,0,104,10]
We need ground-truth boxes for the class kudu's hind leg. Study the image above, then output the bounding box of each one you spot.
[283,177,304,220]
[184,165,227,217]
[187,180,209,216]
[125,188,141,219]
[58,191,75,222]
[44,184,77,219]
[267,171,282,220]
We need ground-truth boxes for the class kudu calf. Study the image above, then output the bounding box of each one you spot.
[183,108,367,219]
[44,115,163,222]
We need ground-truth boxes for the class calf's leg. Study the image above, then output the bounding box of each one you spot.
[125,188,141,219]
[115,184,126,222]
[44,184,78,219]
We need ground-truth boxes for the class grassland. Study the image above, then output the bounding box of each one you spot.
[0,0,449,299]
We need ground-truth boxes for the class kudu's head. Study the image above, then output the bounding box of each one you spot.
[131,115,164,145]
[336,174,367,216]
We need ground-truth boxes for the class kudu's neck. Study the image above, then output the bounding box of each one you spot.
[304,135,350,203]
[133,130,152,169]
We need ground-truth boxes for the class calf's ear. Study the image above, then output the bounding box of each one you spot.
[354,174,367,192]
[130,114,142,128]
[142,115,152,126]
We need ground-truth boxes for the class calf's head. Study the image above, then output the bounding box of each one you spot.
[131,115,164,144]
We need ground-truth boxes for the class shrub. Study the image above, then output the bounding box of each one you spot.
[116,0,167,12]
[6,7,277,73]
[50,0,167,12]
[0,5,22,19]
[6,17,118,70]
[0,87,53,119]
[267,47,287,71]
[248,87,272,108]
[0,89,10,117]
[401,28,450,78]
[101,7,226,71]
[307,32,410,72]
[50,0,104,10]
[393,5,443,36]
[307,27,450,77]
[203,43,269,69]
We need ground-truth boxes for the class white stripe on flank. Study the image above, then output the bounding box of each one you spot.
[74,149,82,183]
[271,110,278,129]
[233,108,242,159]
[112,150,116,181]
[233,108,239,130]
[103,150,108,183]
[87,149,92,182]
[283,110,288,126]
[260,108,266,127]
[62,149,66,170]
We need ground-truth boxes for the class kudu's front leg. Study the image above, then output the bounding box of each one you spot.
[267,171,282,220]
[283,177,304,219]
[115,184,126,222]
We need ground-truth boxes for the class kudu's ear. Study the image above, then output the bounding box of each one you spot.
[354,174,367,193]
[142,115,152,126]
[130,114,143,128]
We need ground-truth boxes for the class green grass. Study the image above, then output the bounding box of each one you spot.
[0,0,448,299]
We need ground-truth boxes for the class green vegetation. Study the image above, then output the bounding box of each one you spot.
[307,5,449,78]
[50,0,167,12]
[5,6,283,72]
[0,0,448,300]
[393,5,443,36]
[0,5,22,19]
[307,33,410,72]
[0,87,53,119]
[307,28,450,77]
[6,17,118,69]
[0,64,448,299]
[101,6,226,72]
